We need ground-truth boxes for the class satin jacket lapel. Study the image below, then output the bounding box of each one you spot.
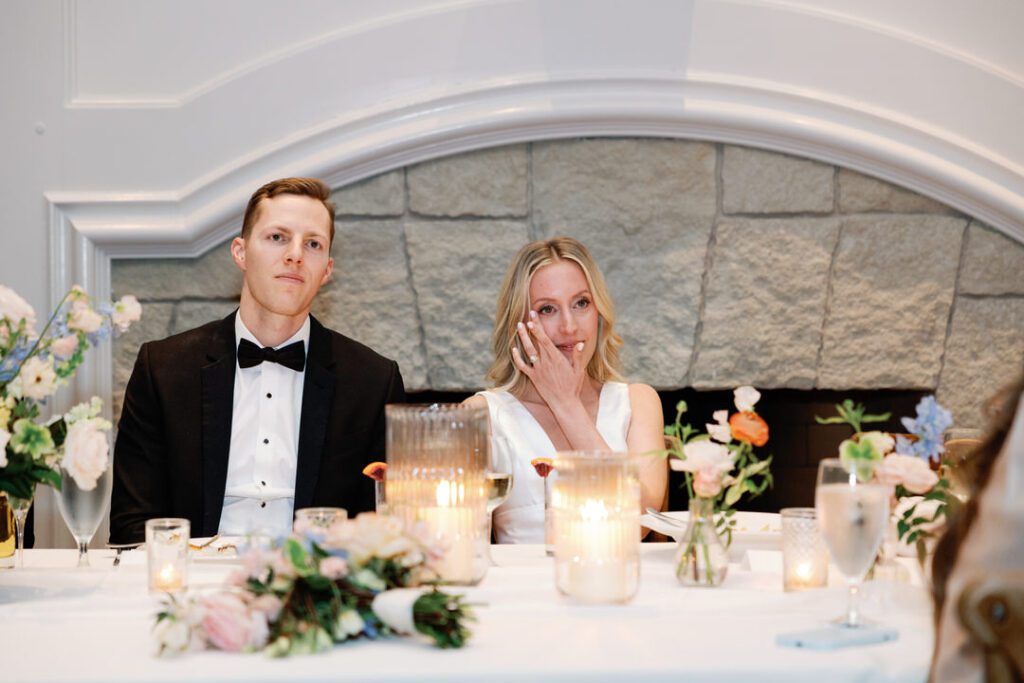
[294,316,336,510]
[200,314,237,537]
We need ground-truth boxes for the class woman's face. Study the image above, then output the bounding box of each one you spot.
[527,260,599,366]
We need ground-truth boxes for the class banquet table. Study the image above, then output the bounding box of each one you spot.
[0,544,933,683]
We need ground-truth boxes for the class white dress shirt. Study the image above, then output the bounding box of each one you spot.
[218,313,308,536]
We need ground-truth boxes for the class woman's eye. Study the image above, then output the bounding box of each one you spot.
[538,305,555,315]
[574,298,591,309]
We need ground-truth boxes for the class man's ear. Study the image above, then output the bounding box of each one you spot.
[320,257,334,286]
[230,237,246,271]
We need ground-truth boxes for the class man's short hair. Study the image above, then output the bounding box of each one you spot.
[241,177,336,246]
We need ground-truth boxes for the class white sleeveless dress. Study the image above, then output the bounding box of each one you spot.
[476,382,632,543]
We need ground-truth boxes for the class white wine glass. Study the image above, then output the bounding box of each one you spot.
[55,464,113,568]
[815,457,889,628]
[485,437,515,563]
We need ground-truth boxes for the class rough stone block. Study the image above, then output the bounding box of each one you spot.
[312,221,426,388]
[112,240,242,300]
[722,146,833,214]
[405,220,529,390]
[838,169,956,214]
[171,300,239,336]
[819,215,966,388]
[692,217,840,389]
[938,297,1024,427]
[408,145,528,218]
[959,221,1024,295]
[532,139,716,386]
[112,301,174,401]
[331,170,405,217]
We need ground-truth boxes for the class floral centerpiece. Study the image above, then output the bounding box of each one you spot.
[663,386,773,586]
[0,284,140,559]
[816,395,955,567]
[154,513,475,657]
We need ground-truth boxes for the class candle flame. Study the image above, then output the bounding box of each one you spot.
[795,562,812,580]
[580,499,609,522]
[435,479,465,506]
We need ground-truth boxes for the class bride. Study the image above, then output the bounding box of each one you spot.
[464,236,667,543]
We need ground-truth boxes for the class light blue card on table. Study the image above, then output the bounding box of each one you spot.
[776,626,899,651]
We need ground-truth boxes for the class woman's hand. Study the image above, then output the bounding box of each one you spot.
[510,311,587,410]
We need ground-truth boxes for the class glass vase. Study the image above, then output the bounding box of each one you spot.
[674,497,728,587]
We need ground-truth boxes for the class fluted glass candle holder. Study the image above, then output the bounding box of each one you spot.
[552,451,640,604]
[385,403,489,585]
[146,518,189,594]
[781,507,829,591]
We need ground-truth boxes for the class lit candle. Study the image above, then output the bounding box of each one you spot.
[781,507,829,591]
[419,480,475,583]
[565,499,631,603]
[153,563,183,592]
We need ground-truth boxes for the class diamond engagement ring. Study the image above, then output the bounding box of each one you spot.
[529,354,539,364]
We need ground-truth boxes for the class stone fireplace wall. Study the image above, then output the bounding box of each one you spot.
[111,139,1024,428]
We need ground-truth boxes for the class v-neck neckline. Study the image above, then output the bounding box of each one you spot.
[504,383,611,455]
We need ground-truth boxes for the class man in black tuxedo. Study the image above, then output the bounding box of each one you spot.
[110,177,404,544]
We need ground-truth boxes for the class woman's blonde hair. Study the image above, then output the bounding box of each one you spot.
[487,236,624,393]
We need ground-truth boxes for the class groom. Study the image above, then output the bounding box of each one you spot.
[109,177,405,544]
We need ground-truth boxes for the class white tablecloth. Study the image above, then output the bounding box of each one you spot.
[0,545,932,682]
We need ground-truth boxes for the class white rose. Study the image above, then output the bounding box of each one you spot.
[0,285,37,334]
[671,440,735,475]
[734,386,761,413]
[61,419,110,490]
[17,356,58,400]
[371,588,425,635]
[153,618,192,657]
[67,300,103,334]
[111,295,142,332]
[0,428,10,467]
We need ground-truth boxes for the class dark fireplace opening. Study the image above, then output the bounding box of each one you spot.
[404,388,927,512]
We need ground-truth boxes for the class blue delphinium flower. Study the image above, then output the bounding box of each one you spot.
[897,395,953,463]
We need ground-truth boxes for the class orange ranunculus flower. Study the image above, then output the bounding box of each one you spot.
[361,461,387,482]
[728,411,769,447]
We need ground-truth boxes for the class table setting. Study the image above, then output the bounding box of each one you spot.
[0,290,960,682]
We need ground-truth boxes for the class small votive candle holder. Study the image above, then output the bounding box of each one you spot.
[780,507,829,591]
[294,507,347,533]
[146,518,189,594]
[552,451,640,604]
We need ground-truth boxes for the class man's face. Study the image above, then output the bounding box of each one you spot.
[231,194,334,319]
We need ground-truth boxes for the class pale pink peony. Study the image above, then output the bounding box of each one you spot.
[199,593,269,652]
[249,593,284,622]
[49,334,79,359]
[693,467,725,498]
[0,285,36,334]
[877,453,939,494]
[16,356,58,400]
[61,419,109,490]
[111,295,142,332]
[671,440,735,476]
[319,556,348,580]
[67,300,103,333]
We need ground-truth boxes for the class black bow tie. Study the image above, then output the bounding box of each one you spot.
[237,338,306,372]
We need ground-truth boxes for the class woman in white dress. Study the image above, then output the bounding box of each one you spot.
[463,237,667,543]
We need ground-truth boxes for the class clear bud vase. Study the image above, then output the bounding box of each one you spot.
[674,497,728,587]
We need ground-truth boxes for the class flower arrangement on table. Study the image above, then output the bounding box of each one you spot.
[0,285,141,527]
[816,395,955,566]
[662,386,774,586]
[154,512,475,657]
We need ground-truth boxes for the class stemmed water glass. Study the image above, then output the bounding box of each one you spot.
[55,464,114,568]
[815,457,889,628]
[9,495,33,569]
[485,437,515,561]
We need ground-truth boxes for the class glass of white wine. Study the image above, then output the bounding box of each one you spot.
[815,457,889,628]
[485,437,515,562]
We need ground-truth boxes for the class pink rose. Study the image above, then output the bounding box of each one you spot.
[693,467,724,498]
[61,419,109,490]
[200,593,268,652]
[320,556,348,580]
[49,334,79,359]
[877,454,939,494]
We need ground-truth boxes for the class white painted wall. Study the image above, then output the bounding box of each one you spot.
[2,0,1022,547]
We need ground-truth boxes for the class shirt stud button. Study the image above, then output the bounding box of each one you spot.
[260,501,266,509]
[266,393,272,399]
[263,438,269,444]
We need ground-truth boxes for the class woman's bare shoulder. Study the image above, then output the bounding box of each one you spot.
[462,394,488,409]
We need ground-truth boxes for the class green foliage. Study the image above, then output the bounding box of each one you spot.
[815,399,891,434]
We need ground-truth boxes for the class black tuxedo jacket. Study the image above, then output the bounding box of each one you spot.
[109,313,405,544]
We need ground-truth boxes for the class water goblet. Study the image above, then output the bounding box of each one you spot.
[55,465,114,568]
[815,457,889,628]
[293,507,347,534]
